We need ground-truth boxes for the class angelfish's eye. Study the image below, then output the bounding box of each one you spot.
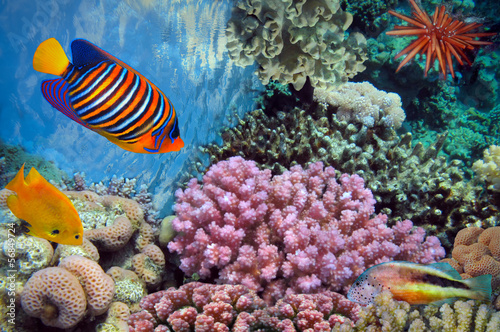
[52,229,60,235]
[75,235,80,239]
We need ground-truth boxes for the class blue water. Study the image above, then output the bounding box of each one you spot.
[0,0,261,213]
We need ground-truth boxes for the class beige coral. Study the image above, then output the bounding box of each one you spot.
[66,190,145,229]
[21,267,87,329]
[135,222,154,251]
[473,145,500,191]
[314,82,406,129]
[132,244,165,288]
[59,255,115,316]
[97,301,130,332]
[52,237,100,264]
[3,235,53,275]
[84,215,134,251]
[101,195,144,228]
[0,188,13,209]
[226,0,366,90]
[106,266,146,305]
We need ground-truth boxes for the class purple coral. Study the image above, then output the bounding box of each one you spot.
[168,157,445,301]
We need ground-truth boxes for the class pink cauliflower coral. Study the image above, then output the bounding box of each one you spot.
[128,282,359,332]
[168,157,445,301]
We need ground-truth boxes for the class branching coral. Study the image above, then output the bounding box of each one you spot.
[199,106,490,251]
[128,282,358,332]
[333,291,500,331]
[169,157,444,302]
[226,0,367,90]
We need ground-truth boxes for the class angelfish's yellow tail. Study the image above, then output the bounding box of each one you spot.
[33,38,70,76]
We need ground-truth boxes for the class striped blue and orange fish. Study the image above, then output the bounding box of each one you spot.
[32,38,184,154]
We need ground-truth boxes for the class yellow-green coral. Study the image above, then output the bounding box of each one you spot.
[226,0,367,90]
[473,145,500,191]
[332,291,500,331]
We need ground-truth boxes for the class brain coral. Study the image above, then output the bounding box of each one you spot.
[21,267,87,329]
[132,243,165,289]
[443,227,500,299]
[52,237,100,263]
[226,0,367,90]
[84,215,134,251]
[59,255,115,316]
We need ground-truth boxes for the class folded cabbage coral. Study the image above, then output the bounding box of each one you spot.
[168,157,444,302]
[226,0,367,90]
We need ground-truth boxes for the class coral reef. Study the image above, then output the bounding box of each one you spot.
[106,267,147,308]
[314,81,406,129]
[58,256,115,316]
[21,267,87,329]
[473,145,500,191]
[441,226,500,308]
[97,301,130,332]
[341,0,397,35]
[51,237,100,263]
[132,244,166,289]
[128,282,358,331]
[0,139,67,188]
[199,105,492,251]
[226,0,367,90]
[84,215,135,251]
[169,157,444,301]
[333,290,500,331]
[21,255,115,328]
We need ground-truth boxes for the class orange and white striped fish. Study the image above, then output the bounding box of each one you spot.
[33,38,184,154]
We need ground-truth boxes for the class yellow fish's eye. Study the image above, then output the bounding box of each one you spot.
[52,229,60,235]
[75,235,80,240]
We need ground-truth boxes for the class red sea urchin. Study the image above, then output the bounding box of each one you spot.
[386,0,496,78]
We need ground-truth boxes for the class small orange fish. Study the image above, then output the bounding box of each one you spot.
[5,164,83,245]
[347,261,492,305]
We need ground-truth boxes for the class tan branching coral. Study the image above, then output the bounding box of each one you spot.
[59,256,115,316]
[226,0,367,90]
[332,291,500,331]
[21,267,87,329]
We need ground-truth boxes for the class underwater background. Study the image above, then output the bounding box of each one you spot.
[1,0,500,331]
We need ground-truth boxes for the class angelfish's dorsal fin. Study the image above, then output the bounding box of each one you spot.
[429,262,463,280]
[71,39,110,67]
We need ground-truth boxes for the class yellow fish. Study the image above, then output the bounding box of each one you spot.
[347,261,492,305]
[5,164,83,245]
